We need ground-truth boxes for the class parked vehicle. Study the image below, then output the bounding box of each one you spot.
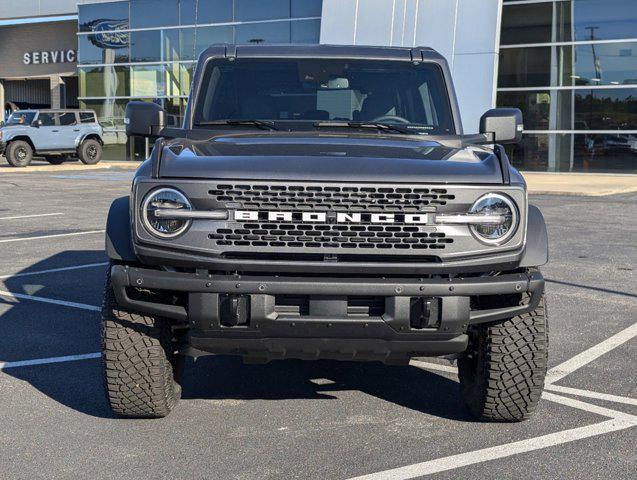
[104,44,549,421]
[0,109,103,167]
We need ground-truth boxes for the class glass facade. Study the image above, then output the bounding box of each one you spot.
[77,0,323,159]
[498,0,637,172]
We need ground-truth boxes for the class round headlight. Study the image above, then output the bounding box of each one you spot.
[142,188,192,238]
[469,193,518,245]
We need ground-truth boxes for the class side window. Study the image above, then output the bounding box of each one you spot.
[38,113,56,126]
[80,112,97,123]
[59,112,77,126]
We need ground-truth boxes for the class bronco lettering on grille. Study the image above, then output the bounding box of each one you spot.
[234,211,429,224]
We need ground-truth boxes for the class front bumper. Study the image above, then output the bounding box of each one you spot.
[0,141,6,156]
[110,265,544,363]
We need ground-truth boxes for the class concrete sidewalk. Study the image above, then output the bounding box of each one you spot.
[523,172,637,196]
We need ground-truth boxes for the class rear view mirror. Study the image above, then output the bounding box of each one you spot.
[124,101,166,138]
[480,108,523,144]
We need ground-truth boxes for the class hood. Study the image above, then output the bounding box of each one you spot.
[158,132,504,184]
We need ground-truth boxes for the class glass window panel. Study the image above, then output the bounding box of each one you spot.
[497,90,573,130]
[180,0,197,25]
[130,30,161,63]
[131,65,167,97]
[291,0,323,18]
[500,3,553,45]
[195,25,234,56]
[498,47,551,88]
[561,43,637,87]
[130,0,178,28]
[180,63,195,96]
[58,112,77,126]
[574,88,637,130]
[561,0,637,42]
[572,133,637,172]
[180,28,196,61]
[235,0,290,21]
[235,22,290,44]
[80,112,97,123]
[162,29,181,62]
[38,113,56,126]
[80,66,130,97]
[79,1,129,32]
[197,0,233,24]
[164,97,188,126]
[291,19,320,43]
[79,34,129,64]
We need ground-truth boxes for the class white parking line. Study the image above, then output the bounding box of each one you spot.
[0,229,105,244]
[0,213,64,221]
[346,417,635,480]
[0,261,109,280]
[0,352,101,370]
[546,322,637,384]
[542,391,637,423]
[545,384,637,407]
[0,289,100,311]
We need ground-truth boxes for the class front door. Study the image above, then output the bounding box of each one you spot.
[31,112,58,150]
[57,112,80,148]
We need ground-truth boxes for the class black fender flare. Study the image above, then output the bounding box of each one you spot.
[105,196,137,262]
[520,204,549,267]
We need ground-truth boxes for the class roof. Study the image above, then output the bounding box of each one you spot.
[199,43,445,63]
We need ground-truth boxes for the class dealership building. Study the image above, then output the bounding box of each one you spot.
[0,0,635,172]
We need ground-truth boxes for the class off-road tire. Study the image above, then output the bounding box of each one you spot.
[6,140,34,167]
[458,289,548,422]
[78,139,102,165]
[45,156,67,165]
[101,266,181,418]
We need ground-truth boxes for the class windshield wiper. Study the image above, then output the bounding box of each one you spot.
[313,121,414,135]
[195,119,278,130]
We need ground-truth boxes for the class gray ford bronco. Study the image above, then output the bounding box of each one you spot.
[103,44,548,421]
[0,109,103,167]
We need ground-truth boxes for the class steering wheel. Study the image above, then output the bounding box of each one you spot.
[372,115,411,124]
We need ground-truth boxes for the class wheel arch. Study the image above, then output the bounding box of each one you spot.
[106,196,138,262]
[520,204,549,267]
[80,133,103,145]
[6,135,36,151]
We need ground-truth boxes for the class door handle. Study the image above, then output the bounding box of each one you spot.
[73,129,80,132]
[52,129,59,132]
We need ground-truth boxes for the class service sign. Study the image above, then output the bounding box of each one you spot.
[23,49,77,65]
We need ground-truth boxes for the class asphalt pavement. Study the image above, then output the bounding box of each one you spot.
[0,167,635,480]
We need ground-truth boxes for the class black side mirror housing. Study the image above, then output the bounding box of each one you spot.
[480,108,523,144]
[124,101,166,138]
[31,120,41,128]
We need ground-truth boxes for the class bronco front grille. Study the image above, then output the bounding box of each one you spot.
[206,182,460,252]
[209,184,455,212]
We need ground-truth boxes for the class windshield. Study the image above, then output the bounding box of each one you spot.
[5,111,36,125]
[194,59,455,134]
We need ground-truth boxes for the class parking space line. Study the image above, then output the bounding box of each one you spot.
[546,322,637,384]
[0,213,64,221]
[542,391,637,422]
[0,289,100,311]
[545,384,637,407]
[0,229,105,244]
[0,352,101,371]
[346,417,635,480]
[0,261,109,280]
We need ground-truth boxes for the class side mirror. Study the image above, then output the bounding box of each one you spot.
[31,120,41,128]
[124,101,166,138]
[480,108,523,144]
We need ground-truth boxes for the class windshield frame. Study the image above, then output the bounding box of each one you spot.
[189,55,461,135]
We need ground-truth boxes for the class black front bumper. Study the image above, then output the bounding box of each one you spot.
[110,265,544,363]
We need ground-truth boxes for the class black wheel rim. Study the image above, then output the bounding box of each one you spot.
[87,145,98,159]
[16,147,27,160]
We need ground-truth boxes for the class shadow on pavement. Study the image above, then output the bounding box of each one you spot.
[2,250,470,422]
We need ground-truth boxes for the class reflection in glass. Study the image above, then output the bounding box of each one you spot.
[562,43,637,87]
[195,25,234,55]
[130,0,179,28]
[196,0,233,24]
[291,19,321,43]
[130,30,161,63]
[574,89,637,130]
[500,3,552,45]
[235,22,290,44]
[291,0,323,18]
[498,47,551,88]
[235,0,290,22]
[78,1,129,32]
[80,66,130,97]
[131,65,166,97]
[497,90,572,131]
[78,34,129,65]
